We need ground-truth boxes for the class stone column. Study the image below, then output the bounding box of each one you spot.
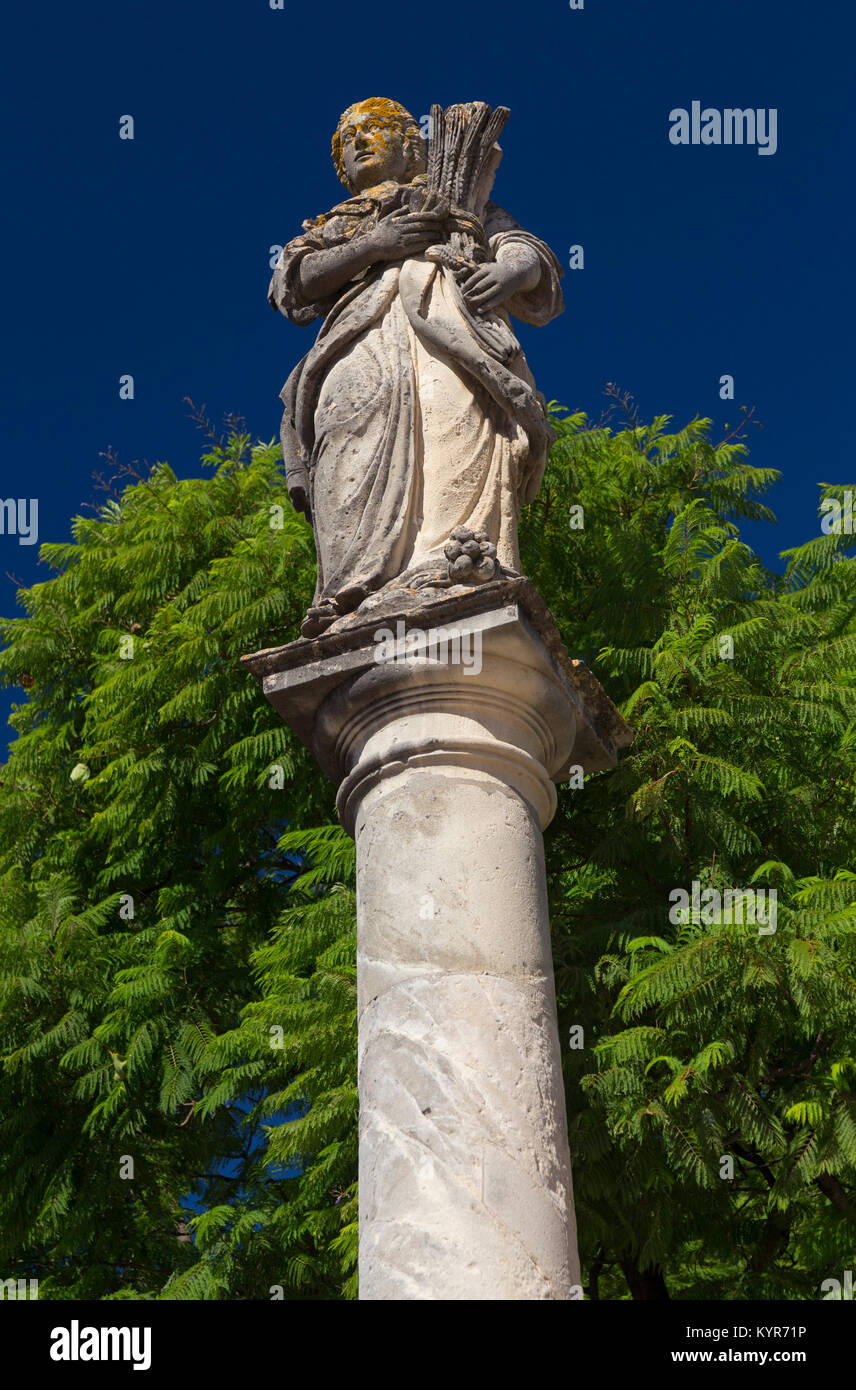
[243,582,632,1301]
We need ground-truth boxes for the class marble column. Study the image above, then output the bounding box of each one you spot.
[242,582,632,1301]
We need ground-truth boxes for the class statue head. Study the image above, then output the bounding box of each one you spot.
[332,98,427,194]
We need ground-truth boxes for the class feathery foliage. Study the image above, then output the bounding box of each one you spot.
[1,400,853,1299]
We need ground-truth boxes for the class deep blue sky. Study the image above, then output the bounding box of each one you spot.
[2,0,854,747]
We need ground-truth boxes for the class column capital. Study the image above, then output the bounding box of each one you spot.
[242,579,632,836]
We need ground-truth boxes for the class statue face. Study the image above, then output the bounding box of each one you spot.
[339,110,409,190]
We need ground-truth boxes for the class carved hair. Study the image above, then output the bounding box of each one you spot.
[332,98,427,193]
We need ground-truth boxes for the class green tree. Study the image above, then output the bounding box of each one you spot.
[525,401,856,1299]
[0,420,348,1299]
[1,401,853,1299]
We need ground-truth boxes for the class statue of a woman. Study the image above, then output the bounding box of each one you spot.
[269,98,564,637]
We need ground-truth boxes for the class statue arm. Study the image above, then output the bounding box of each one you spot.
[268,232,331,326]
[292,236,383,304]
[484,203,565,326]
[270,209,453,322]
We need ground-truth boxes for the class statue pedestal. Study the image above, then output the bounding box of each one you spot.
[242,580,632,1301]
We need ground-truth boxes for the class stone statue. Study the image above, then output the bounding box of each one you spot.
[269,98,564,638]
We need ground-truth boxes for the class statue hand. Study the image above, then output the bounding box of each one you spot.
[289,483,312,522]
[368,209,450,262]
[458,261,522,312]
[458,246,540,312]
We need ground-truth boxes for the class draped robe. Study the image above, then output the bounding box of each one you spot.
[268,178,564,619]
